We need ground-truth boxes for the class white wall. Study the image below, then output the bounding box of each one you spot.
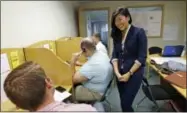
[1,1,79,48]
[78,1,186,55]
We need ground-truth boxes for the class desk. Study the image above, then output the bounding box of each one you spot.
[147,54,186,99]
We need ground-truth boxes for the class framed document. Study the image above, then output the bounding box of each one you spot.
[127,5,164,38]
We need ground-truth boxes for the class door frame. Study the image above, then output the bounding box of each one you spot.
[78,7,111,53]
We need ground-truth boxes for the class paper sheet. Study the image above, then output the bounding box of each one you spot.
[10,51,20,68]
[150,57,186,65]
[54,90,71,102]
[147,11,162,36]
[129,7,162,37]
[130,11,149,33]
[1,71,11,102]
[1,53,11,74]
[43,44,50,49]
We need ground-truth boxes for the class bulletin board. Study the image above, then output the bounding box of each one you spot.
[127,5,164,38]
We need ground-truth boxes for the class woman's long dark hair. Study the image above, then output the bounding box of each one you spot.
[111,7,132,42]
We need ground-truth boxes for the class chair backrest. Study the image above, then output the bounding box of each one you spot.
[142,76,155,101]
[142,76,150,86]
[149,46,162,55]
[100,74,114,101]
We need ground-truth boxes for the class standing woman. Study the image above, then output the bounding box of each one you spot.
[111,7,147,112]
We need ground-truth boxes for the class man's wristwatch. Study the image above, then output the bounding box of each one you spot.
[129,71,133,76]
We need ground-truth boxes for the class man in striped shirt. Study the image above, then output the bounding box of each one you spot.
[3,61,97,112]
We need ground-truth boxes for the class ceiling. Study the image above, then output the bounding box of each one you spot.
[78,1,97,3]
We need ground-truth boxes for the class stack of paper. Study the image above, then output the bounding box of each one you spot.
[54,90,71,102]
[1,71,11,103]
[1,53,11,103]
[150,57,186,65]
[1,53,11,74]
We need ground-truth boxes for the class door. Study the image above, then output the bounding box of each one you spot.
[78,7,110,51]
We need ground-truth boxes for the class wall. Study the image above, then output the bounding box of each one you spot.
[1,1,79,48]
[78,1,186,55]
[184,3,186,43]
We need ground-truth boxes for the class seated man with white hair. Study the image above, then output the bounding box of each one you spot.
[70,37,113,102]
[92,33,108,54]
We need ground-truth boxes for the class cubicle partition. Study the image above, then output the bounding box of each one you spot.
[23,47,73,91]
[56,37,87,63]
[57,37,71,41]
[28,40,57,55]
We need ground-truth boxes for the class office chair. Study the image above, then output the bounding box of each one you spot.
[147,47,163,78]
[148,46,162,55]
[135,76,172,112]
[97,75,114,111]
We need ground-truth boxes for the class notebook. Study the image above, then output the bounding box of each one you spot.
[54,86,71,102]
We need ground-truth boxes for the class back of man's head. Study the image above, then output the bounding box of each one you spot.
[4,61,47,111]
[93,33,101,41]
[80,37,96,52]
